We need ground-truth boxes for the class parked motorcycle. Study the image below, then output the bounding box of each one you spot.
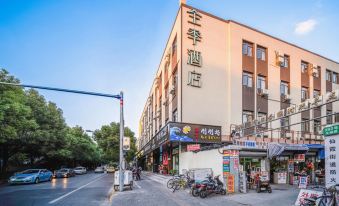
[198,175,226,198]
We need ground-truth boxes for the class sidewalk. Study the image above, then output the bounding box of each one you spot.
[143,172,300,206]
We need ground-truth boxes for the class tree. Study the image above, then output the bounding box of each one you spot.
[94,122,136,165]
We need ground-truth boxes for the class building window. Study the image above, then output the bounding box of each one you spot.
[258,112,267,128]
[335,113,339,123]
[301,87,308,101]
[242,72,253,87]
[333,72,338,84]
[242,41,253,57]
[257,76,266,90]
[242,111,254,124]
[172,36,177,55]
[314,120,321,134]
[281,55,289,68]
[313,90,320,98]
[280,82,289,95]
[326,70,332,82]
[172,109,178,122]
[301,119,310,132]
[327,110,333,124]
[257,46,266,61]
[280,117,290,130]
[172,71,178,98]
[301,61,308,73]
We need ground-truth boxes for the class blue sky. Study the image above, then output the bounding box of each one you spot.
[0,0,338,135]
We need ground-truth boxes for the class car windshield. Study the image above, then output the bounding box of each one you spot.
[58,169,68,172]
[75,167,83,170]
[21,169,40,174]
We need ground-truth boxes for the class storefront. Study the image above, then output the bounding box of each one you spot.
[137,122,222,175]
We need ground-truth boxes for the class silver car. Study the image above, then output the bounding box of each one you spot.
[74,167,87,175]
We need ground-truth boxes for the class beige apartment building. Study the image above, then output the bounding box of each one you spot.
[136,4,339,176]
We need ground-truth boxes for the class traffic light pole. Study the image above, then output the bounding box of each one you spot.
[0,82,126,192]
[119,91,124,192]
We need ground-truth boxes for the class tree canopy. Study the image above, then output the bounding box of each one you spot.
[0,69,136,177]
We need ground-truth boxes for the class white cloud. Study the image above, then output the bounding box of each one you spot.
[294,19,318,35]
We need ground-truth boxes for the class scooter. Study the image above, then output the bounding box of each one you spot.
[199,175,226,198]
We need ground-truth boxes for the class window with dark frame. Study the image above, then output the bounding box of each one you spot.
[257,46,266,61]
[257,76,266,90]
[327,110,333,124]
[301,87,308,101]
[301,119,310,132]
[280,82,289,95]
[301,61,308,73]
[326,70,332,82]
[242,41,253,57]
[242,72,253,88]
[242,111,254,124]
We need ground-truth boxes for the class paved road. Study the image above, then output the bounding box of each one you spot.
[110,172,300,206]
[0,172,114,206]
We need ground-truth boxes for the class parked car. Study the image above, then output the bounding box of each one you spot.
[74,167,87,175]
[94,166,105,173]
[8,169,53,184]
[54,168,76,178]
[106,166,115,173]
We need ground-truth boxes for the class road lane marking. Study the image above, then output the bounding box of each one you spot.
[134,181,141,189]
[48,174,106,204]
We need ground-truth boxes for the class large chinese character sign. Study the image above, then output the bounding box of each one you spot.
[323,124,339,187]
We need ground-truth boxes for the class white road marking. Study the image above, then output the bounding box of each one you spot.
[48,174,106,204]
[134,181,141,189]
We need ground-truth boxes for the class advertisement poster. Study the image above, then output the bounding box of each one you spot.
[295,189,322,206]
[233,158,239,170]
[278,172,287,184]
[187,144,200,151]
[294,154,305,162]
[227,175,235,193]
[298,176,308,189]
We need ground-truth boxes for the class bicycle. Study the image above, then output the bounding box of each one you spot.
[301,184,339,206]
[172,176,188,193]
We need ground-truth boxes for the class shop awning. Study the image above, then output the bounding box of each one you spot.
[267,143,309,159]
[303,144,324,149]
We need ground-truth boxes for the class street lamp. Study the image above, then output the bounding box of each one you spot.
[0,82,125,192]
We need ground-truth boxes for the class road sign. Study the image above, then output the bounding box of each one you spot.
[323,124,339,136]
[123,137,130,151]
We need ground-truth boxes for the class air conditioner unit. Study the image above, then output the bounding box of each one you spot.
[311,134,316,140]
[262,89,269,96]
[285,132,292,139]
[284,94,291,100]
[304,133,311,140]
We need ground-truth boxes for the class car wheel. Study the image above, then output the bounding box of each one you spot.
[35,178,39,184]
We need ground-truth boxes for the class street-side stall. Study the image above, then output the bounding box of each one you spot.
[267,143,309,186]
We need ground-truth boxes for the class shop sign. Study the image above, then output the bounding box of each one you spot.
[294,154,305,162]
[234,140,268,149]
[298,176,308,189]
[223,151,230,176]
[187,144,200,151]
[325,135,339,187]
[323,124,339,136]
[162,152,168,165]
[153,125,169,149]
[295,189,322,206]
[227,175,235,193]
[169,122,221,143]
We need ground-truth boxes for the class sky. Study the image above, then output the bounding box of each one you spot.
[0,0,338,136]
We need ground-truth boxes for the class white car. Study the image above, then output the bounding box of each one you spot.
[94,166,104,173]
[74,167,87,175]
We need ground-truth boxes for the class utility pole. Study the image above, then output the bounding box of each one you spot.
[119,91,124,192]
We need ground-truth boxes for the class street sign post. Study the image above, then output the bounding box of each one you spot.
[123,137,131,151]
[323,124,339,187]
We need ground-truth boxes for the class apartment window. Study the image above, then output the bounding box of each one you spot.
[335,113,339,123]
[301,119,310,132]
[326,70,332,82]
[280,117,290,130]
[242,72,253,87]
[313,90,320,98]
[172,36,177,55]
[257,46,266,61]
[327,110,333,124]
[314,120,321,134]
[281,55,289,68]
[242,111,254,124]
[258,112,267,128]
[257,76,266,90]
[242,41,253,57]
[333,72,338,84]
[301,61,308,73]
[172,71,178,97]
[280,82,289,95]
[301,87,308,101]
[172,109,178,122]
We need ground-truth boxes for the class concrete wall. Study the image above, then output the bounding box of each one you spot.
[179,149,223,178]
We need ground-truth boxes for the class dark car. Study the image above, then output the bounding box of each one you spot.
[53,168,75,178]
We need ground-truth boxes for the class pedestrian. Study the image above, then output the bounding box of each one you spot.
[137,167,141,180]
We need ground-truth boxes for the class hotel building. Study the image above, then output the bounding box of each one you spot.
[136,4,339,176]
